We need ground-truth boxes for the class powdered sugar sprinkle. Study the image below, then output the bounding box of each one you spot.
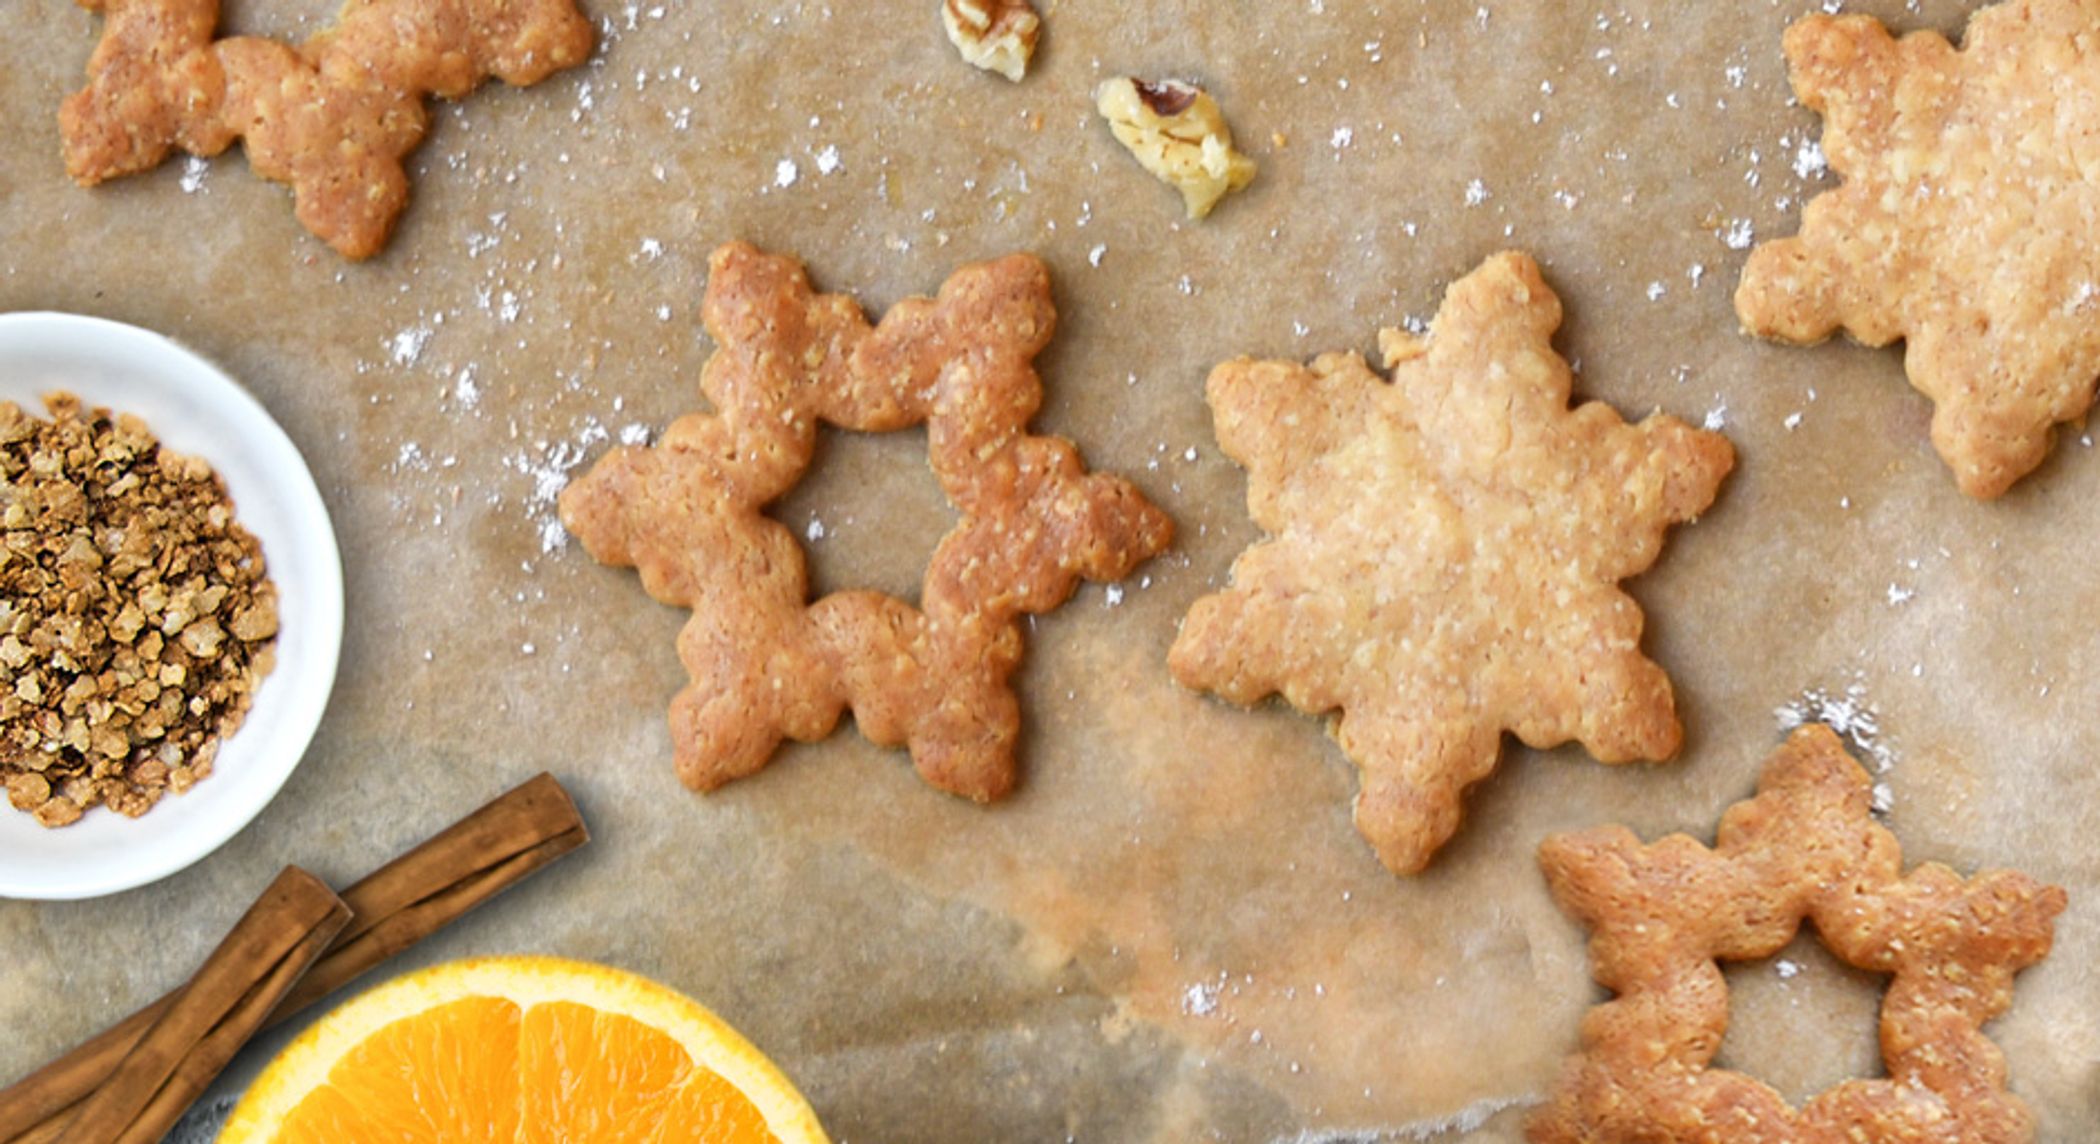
[1775,681,1897,813]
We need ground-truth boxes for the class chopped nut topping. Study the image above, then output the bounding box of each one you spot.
[1096,76,1258,220]
[0,393,278,827]
[942,0,1040,83]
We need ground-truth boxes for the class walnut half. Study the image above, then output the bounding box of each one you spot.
[942,0,1040,83]
[1095,77,1258,220]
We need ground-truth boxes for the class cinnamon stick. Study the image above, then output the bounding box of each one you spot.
[52,866,347,1144]
[283,771,589,1013]
[0,772,588,1141]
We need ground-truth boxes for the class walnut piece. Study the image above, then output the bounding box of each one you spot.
[1096,77,1258,220]
[941,0,1040,83]
[0,393,278,827]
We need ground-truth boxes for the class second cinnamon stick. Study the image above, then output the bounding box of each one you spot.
[51,867,347,1144]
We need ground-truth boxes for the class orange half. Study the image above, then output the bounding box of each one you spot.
[220,956,828,1144]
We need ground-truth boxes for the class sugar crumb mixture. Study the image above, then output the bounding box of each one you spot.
[0,394,278,827]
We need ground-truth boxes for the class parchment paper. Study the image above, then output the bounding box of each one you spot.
[2,1,2096,1140]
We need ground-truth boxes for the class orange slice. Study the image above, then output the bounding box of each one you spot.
[220,956,828,1144]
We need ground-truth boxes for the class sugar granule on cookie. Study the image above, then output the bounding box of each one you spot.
[1531,724,2067,1143]
[60,0,594,260]
[559,243,1172,802]
[1170,252,1733,875]
[1736,1,2100,498]
[1096,77,1257,220]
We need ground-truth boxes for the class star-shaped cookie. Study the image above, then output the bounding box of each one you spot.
[1170,252,1733,874]
[560,243,1172,802]
[1531,725,2066,1143]
[1737,1,2100,497]
[61,0,594,259]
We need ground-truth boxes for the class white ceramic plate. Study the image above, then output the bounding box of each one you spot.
[0,313,343,900]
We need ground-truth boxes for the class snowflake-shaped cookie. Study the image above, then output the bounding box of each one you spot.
[560,243,1173,801]
[1531,725,2066,1143]
[1170,252,1733,875]
[1737,2,2100,497]
[61,0,594,259]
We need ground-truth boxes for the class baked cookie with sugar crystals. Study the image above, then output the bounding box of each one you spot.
[1738,0,2100,497]
[61,0,594,259]
[1532,725,2066,1143]
[1171,252,1733,874]
[560,243,1172,803]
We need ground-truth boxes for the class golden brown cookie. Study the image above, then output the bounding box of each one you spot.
[1736,2,2100,498]
[60,0,594,260]
[559,243,1172,802]
[1532,725,2066,1144]
[1170,252,1733,875]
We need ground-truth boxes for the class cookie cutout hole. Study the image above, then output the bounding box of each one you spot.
[1713,930,1886,1106]
[215,0,340,45]
[771,425,959,605]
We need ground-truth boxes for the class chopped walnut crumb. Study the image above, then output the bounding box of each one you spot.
[0,393,278,827]
[1096,76,1258,220]
[942,0,1040,83]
